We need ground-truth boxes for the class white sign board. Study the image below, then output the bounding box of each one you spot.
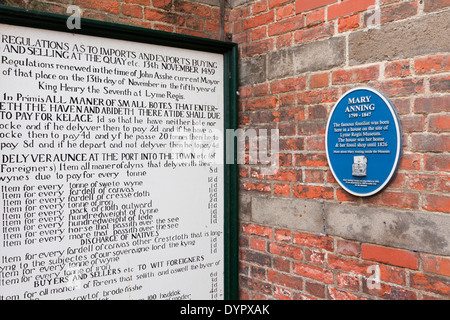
[0,22,226,300]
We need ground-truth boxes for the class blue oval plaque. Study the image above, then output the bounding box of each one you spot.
[325,87,402,197]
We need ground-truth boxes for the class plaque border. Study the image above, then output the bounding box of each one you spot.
[0,5,239,300]
[325,86,402,197]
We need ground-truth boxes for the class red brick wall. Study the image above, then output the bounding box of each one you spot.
[2,0,449,300]
[3,0,228,40]
[240,223,450,300]
[233,0,450,300]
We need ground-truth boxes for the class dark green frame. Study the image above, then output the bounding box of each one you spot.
[0,5,239,300]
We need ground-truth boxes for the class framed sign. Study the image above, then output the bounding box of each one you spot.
[0,6,238,300]
[326,87,402,197]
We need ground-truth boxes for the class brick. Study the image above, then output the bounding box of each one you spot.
[253,83,270,96]
[379,265,407,286]
[266,168,300,181]
[231,5,251,21]
[295,0,337,13]
[336,189,360,202]
[415,54,450,74]
[407,173,450,193]
[275,229,292,242]
[430,74,450,93]
[276,33,293,49]
[293,232,334,251]
[276,3,295,20]
[267,270,303,290]
[363,191,420,210]
[391,97,411,114]
[144,8,183,25]
[328,0,375,20]
[293,262,334,283]
[414,96,450,113]
[385,60,410,78]
[279,106,306,122]
[332,65,379,84]
[279,94,296,108]
[361,244,419,269]
[337,239,360,257]
[245,96,278,111]
[252,0,268,15]
[152,0,171,9]
[422,254,450,277]
[295,153,328,167]
[328,254,372,276]
[240,275,273,295]
[174,1,211,18]
[362,280,417,300]
[309,73,329,89]
[269,242,303,260]
[423,194,450,213]
[270,77,306,94]
[411,133,450,152]
[428,114,450,132]
[307,104,328,119]
[306,135,325,151]
[185,16,205,30]
[398,153,420,171]
[305,8,325,26]
[305,281,325,298]
[250,238,267,251]
[338,14,360,33]
[294,22,334,44]
[298,88,340,104]
[337,272,360,291]
[244,11,275,30]
[373,78,424,97]
[293,184,334,200]
[242,223,273,239]
[278,153,293,167]
[381,1,418,24]
[424,154,450,172]
[280,137,304,151]
[274,286,292,300]
[268,14,304,36]
[241,249,272,267]
[304,248,326,266]
[400,114,424,133]
[122,3,143,18]
[205,19,220,33]
[424,0,450,12]
[296,120,326,135]
[269,0,292,9]
[128,0,150,5]
[406,173,450,193]
[74,0,120,14]
[267,38,345,80]
[273,184,291,196]
[410,272,450,296]
[304,169,325,183]
[250,266,266,279]
[293,292,318,300]
[241,38,274,58]
[251,26,267,41]
[328,287,363,300]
